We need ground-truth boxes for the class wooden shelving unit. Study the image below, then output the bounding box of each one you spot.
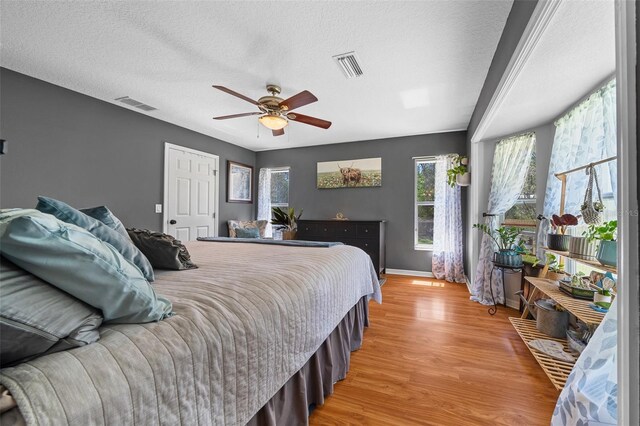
[510,277,605,390]
[543,247,617,275]
[509,318,575,391]
[524,277,606,326]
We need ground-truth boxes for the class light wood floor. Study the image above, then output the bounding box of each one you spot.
[309,274,559,425]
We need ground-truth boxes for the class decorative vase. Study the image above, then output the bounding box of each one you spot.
[282,230,297,240]
[547,234,571,251]
[493,249,522,267]
[569,236,598,261]
[546,270,566,282]
[593,292,612,309]
[596,240,617,267]
[456,172,470,187]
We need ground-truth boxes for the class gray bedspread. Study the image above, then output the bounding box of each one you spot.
[197,237,344,247]
[0,241,381,425]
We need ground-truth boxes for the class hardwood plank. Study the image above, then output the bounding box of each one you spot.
[309,275,559,425]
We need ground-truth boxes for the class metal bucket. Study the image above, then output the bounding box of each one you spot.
[535,299,569,338]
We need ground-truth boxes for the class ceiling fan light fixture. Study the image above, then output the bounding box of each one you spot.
[259,114,288,130]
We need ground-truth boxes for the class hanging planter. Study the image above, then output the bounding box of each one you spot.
[446,155,469,187]
[456,172,471,186]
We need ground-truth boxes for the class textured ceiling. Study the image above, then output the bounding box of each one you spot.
[0,1,513,151]
[479,0,615,141]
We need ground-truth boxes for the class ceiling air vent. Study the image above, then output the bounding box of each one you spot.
[114,96,157,112]
[332,51,363,79]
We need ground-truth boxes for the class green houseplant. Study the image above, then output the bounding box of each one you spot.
[547,213,578,251]
[473,224,524,266]
[271,207,303,240]
[584,220,617,267]
[541,253,566,281]
[446,155,469,187]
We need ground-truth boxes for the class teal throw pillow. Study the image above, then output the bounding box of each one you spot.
[36,196,154,281]
[0,209,173,324]
[80,205,129,239]
[235,227,261,239]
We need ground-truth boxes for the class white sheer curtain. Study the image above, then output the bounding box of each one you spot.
[536,80,617,259]
[471,133,536,305]
[257,168,272,238]
[431,155,465,282]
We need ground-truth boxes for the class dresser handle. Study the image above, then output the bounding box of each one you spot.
[324,228,327,232]
[365,229,369,233]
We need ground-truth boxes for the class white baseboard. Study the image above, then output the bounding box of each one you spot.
[385,269,434,278]
[505,299,519,310]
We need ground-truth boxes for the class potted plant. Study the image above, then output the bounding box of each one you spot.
[543,253,566,281]
[473,224,523,266]
[569,218,598,261]
[271,207,303,240]
[446,155,469,187]
[584,220,617,267]
[547,213,578,251]
[593,287,613,309]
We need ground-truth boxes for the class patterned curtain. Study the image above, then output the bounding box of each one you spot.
[431,155,465,282]
[552,298,617,425]
[471,133,536,305]
[536,80,617,259]
[257,168,272,238]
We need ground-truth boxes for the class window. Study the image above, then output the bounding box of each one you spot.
[502,149,536,252]
[415,159,436,250]
[269,168,289,208]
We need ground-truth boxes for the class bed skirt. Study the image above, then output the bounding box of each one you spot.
[247,296,369,426]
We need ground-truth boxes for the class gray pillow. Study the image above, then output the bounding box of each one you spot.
[36,196,154,281]
[80,205,129,239]
[126,228,198,270]
[0,209,173,324]
[0,257,103,367]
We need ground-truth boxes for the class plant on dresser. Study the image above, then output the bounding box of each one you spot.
[271,207,303,240]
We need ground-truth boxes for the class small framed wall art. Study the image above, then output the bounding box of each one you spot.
[227,160,253,203]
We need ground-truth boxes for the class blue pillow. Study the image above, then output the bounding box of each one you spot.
[235,227,261,239]
[36,196,154,281]
[80,205,129,239]
[0,209,173,324]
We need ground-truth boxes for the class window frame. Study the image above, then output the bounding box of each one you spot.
[268,167,290,209]
[414,158,436,251]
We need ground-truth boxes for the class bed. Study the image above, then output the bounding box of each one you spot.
[0,240,381,425]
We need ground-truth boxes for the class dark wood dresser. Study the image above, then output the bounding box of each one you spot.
[296,220,386,277]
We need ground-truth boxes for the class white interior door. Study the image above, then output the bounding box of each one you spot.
[164,143,219,241]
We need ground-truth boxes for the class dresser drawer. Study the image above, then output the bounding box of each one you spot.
[317,223,335,238]
[335,222,357,238]
[298,222,319,237]
[353,238,377,252]
[357,223,379,238]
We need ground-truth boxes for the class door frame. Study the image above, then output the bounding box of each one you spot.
[162,142,220,237]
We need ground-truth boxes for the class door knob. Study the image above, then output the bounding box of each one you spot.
[169,220,177,225]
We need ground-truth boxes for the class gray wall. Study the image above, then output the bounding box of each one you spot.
[256,132,467,272]
[0,68,255,235]
[465,0,539,281]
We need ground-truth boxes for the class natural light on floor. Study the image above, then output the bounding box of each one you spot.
[409,279,445,287]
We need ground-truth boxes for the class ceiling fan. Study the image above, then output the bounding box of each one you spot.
[212,84,332,136]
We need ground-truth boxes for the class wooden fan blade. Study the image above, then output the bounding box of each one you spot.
[279,90,318,111]
[272,129,285,137]
[212,112,261,120]
[212,85,259,105]
[287,112,331,129]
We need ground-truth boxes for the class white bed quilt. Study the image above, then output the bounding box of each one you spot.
[0,241,381,425]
